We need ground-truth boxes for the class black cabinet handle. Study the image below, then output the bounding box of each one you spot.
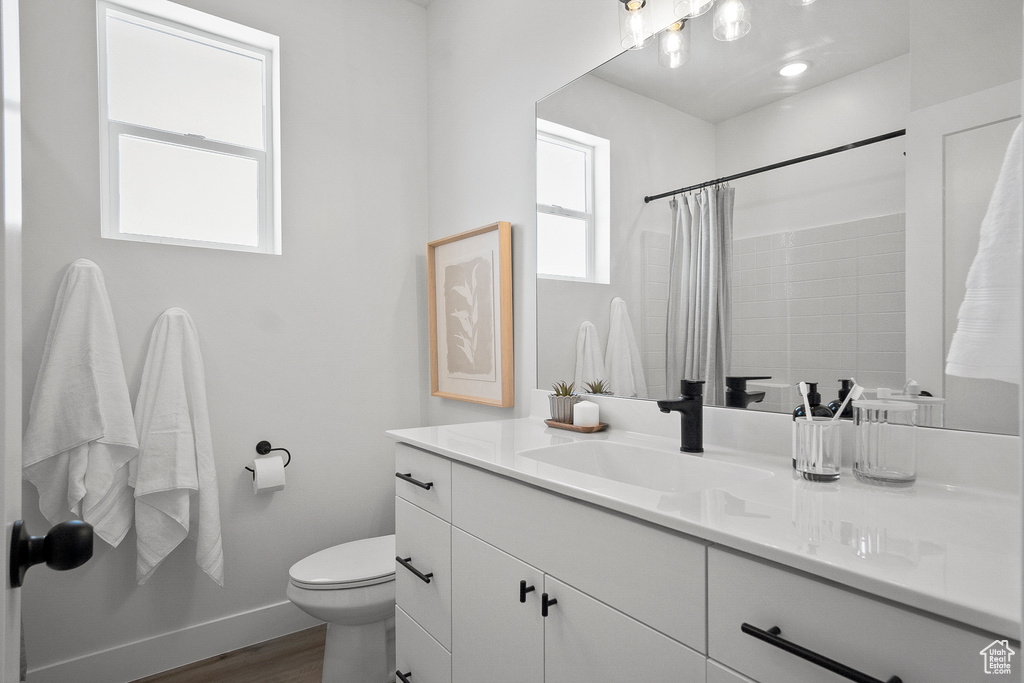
[396,472,433,490]
[741,623,902,683]
[396,671,412,683]
[541,592,557,617]
[519,580,535,603]
[396,556,433,584]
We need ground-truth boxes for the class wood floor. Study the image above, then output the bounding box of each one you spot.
[131,625,326,683]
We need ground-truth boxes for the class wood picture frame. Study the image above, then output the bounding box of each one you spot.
[427,221,514,407]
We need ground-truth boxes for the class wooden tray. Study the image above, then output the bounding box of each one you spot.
[544,419,608,433]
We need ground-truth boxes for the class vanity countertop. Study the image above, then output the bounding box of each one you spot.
[386,416,1021,638]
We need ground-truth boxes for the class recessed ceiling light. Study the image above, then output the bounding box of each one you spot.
[779,61,809,77]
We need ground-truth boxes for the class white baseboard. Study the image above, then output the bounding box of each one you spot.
[27,601,321,683]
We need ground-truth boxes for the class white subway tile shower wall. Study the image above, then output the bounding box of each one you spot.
[731,214,906,413]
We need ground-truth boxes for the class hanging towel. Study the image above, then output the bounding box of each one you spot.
[130,308,223,586]
[23,259,138,547]
[573,321,606,391]
[605,297,648,398]
[946,122,1023,384]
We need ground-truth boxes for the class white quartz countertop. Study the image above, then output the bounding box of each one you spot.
[386,416,1021,638]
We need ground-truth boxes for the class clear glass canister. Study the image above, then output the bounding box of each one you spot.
[853,400,918,487]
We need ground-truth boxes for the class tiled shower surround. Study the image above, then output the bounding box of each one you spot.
[731,213,906,413]
[641,213,906,411]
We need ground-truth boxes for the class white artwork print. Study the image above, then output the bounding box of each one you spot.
[443,251,496,381]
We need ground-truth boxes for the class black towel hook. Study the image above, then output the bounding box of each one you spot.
[245,440,292,479]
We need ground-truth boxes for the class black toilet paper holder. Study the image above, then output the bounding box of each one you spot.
[245,440,292,479]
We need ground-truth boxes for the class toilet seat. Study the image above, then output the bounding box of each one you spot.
[289,534,396,591]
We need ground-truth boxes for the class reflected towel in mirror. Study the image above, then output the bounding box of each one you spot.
[573,321,606,390]
[606,297,648,398]
[946,122,1022,385]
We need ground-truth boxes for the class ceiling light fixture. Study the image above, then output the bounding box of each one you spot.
[713,0,751,42]
[779,61,809,77]
[659,20,691,68]
[674,0,715,19]
[619,0,655,50]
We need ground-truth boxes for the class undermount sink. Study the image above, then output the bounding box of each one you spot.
[515,440,773,494]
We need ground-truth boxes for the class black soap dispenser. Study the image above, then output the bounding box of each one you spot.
[827,379,855,419]
[792,382,833,420]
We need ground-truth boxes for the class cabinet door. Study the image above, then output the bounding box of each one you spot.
[451,529,544,683]
[543,577,706,683]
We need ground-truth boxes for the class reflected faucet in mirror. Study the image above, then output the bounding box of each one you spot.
[725,376,771,409]
[657,379,705,454]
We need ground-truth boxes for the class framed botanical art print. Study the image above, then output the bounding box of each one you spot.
[427,221,513,407]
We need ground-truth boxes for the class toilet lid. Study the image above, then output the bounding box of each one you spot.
[289,534,396,589]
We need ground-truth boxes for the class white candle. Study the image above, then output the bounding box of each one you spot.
[573,400,600,427]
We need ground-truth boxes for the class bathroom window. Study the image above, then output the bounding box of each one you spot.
[536,120,610,283]
[97,0,281,253]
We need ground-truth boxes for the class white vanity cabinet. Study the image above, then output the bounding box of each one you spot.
[393,440,1018,683]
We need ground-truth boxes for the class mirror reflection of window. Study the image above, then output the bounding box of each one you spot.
[536,120,610,283]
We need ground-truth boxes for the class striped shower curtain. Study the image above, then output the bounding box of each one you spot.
[666,186,734,405]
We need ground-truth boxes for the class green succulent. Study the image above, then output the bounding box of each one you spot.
[550,381,576,397]
[583,379,610,395]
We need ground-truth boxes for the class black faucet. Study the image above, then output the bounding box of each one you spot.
[725,376,771,409]
[657,379,705,454]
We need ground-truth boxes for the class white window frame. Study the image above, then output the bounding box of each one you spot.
[96,0,281,254]
[536,119,610,283]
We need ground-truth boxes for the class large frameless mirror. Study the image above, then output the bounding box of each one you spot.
[536,0,1022,435]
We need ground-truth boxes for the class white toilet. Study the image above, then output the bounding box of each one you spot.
[287,534,397,683]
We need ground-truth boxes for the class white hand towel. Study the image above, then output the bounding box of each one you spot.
[131,308,223,586]
[23,259,138,547]
[573,321,606,391]
[946,122,1023,384]
[605,297,648,398]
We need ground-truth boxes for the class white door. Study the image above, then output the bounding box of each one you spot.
[0,0,22,680]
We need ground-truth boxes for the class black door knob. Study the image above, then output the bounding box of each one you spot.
[10,519,94,588]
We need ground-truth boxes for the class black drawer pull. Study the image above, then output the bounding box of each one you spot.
[396,556,433,584]
[541,592,557,617]
[396,671,412,683]
[396,472,433,490]
[741,623,902,683]
[519,580,535,603]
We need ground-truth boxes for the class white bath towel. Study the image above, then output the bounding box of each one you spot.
[573,321,606,391]
[23,259,138,547]
[946,122,1023,384]
[131,308,223,586]
[605,297,648,398]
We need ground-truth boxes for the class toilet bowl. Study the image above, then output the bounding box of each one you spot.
[287,534,396,683]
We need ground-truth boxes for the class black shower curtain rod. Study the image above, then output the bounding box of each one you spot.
[643,128,907,204]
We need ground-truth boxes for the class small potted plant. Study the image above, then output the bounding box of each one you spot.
[583,379,612,396]
[549,381,582,424]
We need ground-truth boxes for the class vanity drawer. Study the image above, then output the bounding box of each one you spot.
[708,547,1013,683]
[451,463,706,651]
[396,605,451,683]
[395,496,452,650]
[396,443,452,521]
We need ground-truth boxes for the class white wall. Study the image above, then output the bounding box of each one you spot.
[535,74,716,396]
[717,55,910,240]
[19,0,427,679]
[424,0,678,424]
